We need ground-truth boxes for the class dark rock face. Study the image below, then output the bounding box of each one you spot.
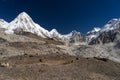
[114,41,120,48]
[69,31,86,43]
[0,37,7,43]
[13,28,24,35]
[89,29,119,45]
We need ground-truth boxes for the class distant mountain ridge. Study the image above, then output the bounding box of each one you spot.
[0,12,85,42]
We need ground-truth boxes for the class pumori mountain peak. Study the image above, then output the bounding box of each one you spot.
[7,12,54,38]
[11,12,33,25]
[10,12,33,25]
[19,12,30,17]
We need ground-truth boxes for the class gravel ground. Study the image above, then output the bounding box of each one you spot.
[0,54,120,80]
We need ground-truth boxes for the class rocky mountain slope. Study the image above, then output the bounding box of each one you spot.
[0,31,119,80]
[87,18,120,44]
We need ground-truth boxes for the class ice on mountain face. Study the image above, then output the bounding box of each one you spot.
[0,19,9,28]
[87,27,101,42]
[101,18,120,32]
[87,27,101,35]
[94,27,101,32]
[49,29,62,39]
[100,18,120,33]
[50,29,59,35]
[0,19,8,24]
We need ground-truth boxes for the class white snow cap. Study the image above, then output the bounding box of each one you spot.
[50,29,59,34]
[87,27,101,34]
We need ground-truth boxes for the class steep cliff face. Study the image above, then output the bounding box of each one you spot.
[89,29,119,44]
[88,18,120,45]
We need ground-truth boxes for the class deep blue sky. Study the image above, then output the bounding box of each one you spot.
[0,0,120,34]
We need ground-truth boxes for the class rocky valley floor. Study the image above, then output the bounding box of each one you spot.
[0,54,120,80]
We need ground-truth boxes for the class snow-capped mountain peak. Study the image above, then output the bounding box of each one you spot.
[50,29,59,34]
[86,18,120,42]
[10,12,33,26]
[3,12,51,38]
[88,18,120,44]
[18,12,30,17]
[13,12,35,25]
[49,29,62,39]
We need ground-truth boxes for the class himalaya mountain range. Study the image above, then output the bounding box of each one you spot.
[0,12,120,45]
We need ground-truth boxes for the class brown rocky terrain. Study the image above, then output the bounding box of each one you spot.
[0,29,120,80]
[0,54,120,80]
